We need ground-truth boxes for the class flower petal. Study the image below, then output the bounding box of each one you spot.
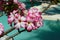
[21,16,26,21]
[14,23,20,29]
[20,22,26,28]
[27,25,32,32]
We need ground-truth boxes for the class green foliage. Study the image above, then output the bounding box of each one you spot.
[58,0,60,3]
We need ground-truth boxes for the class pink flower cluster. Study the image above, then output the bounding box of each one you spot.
[0,23,4,36]
[0,0,43,37]
[26,7,43,31]
[8,7,43,32]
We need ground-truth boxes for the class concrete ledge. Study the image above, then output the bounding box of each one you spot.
[0,35,13,40]
[42,14,60,20]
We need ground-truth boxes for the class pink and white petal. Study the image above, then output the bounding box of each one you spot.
[14,18,19,23]
[0,28,4,32]
[0,31,2,35]
[28,13,34,17]
[36,21,43,28]
[20,22,26,28]
[31,23,36,30]
[32,9,37,13]
[13,0,18,3]
[0,23,4,35]
[18,15,21,20]
[27,24,32,32]
[35,13,40,17]
[15,13,20,18]
[22,10,28,15]
[37,22,41,27]
[13,10,18,14]
[8,17,14,23]
[28,9,33,14]
[26,16,33,22]
[18,2,26,9]
[14,23,20,29]
[9,13,14,18]
[39,21,43,26]
[20,3,26,9]
[21,16,26,21]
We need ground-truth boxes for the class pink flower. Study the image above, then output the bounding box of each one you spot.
[25,7,43,32]
[13,0,26,10]
[26,16,33,22]
[25,16,37,31]
[26,23,33,32]
[27,7,42,22]
[25,20,43,32]
[12,10,18,14]
[25,22,36,32]
[0,23,4,36]
[18,2,26,10]
[22,10,28,16]
[8,10,18,25]
[28,7,41,17]
[14,13,20,18]
[14,13,21,24]
[35,21,43,28]
[14,16,26,29]
[13,0,18,3]
[8,12,14,25]
[7,6,43,32]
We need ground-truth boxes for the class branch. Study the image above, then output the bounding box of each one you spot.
[0,27,15,37]
[4,27,15,35]
[42,0,58,13]
[42,3,52,13]
[53,0,58,4]
[6,29,26,40]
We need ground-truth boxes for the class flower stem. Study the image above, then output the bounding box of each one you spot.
[4,27,15,35]
[6,29,26,40]
[0,27,15,37]
[42,3,52,13]
[42,0,57,13]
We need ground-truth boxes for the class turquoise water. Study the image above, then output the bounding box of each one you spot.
[0,15,60,40]
[24,2,42,9]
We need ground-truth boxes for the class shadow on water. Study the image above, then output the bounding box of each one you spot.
[24,20,60,40]
[45,6,60,15]
[23,2,42,9]
[47,20,60,32]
